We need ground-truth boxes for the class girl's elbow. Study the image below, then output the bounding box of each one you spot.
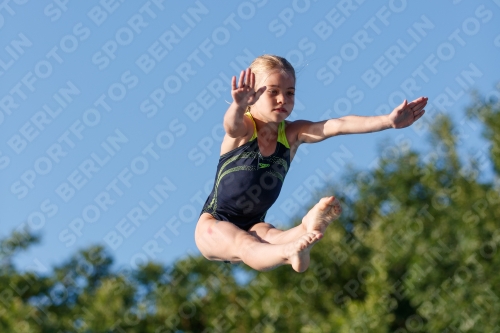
[223,124,236,137]
[223,123,244,138]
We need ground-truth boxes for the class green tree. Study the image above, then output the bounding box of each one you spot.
[1,88,499,332]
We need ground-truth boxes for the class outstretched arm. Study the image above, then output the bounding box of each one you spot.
[297,97,428,143]
[223,68,266,138]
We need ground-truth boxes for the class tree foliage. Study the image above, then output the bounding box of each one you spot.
[2,92,499,332]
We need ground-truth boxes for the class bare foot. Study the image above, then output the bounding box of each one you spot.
[286,233,322,273]
[302,196,342,234]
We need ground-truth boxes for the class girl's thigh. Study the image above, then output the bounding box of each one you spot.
[195,213,262,262]
[247,222,276,242]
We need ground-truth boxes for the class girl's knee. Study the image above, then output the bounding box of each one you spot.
[194,218,213,257]
[236,234,260,262]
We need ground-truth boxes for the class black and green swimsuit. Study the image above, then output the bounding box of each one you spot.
[201,112,291,231]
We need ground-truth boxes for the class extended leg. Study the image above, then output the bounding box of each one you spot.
[302,196,342,234]
[249,196,342,244]
[249,222,307,244]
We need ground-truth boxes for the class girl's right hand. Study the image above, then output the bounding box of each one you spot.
[231,68,266,109]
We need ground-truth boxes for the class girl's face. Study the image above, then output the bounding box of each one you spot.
[252,70,295,123]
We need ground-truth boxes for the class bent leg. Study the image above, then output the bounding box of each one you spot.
[195,213,321,272]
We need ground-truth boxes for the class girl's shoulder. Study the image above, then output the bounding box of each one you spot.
[284,119,311,147]
[284,118,313,132]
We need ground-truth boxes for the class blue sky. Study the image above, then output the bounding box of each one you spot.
[1,0,499,273]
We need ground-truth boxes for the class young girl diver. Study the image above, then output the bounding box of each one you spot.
[195,55,427,272]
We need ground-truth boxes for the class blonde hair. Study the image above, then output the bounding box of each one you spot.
[246,55,295,113]
[249,54,295,82]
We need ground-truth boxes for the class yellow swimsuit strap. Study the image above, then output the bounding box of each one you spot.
[277,119,290,149]
[245,112,290,148]
[245,112,258,141]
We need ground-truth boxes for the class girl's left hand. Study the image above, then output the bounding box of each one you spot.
[390,97,428,129]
